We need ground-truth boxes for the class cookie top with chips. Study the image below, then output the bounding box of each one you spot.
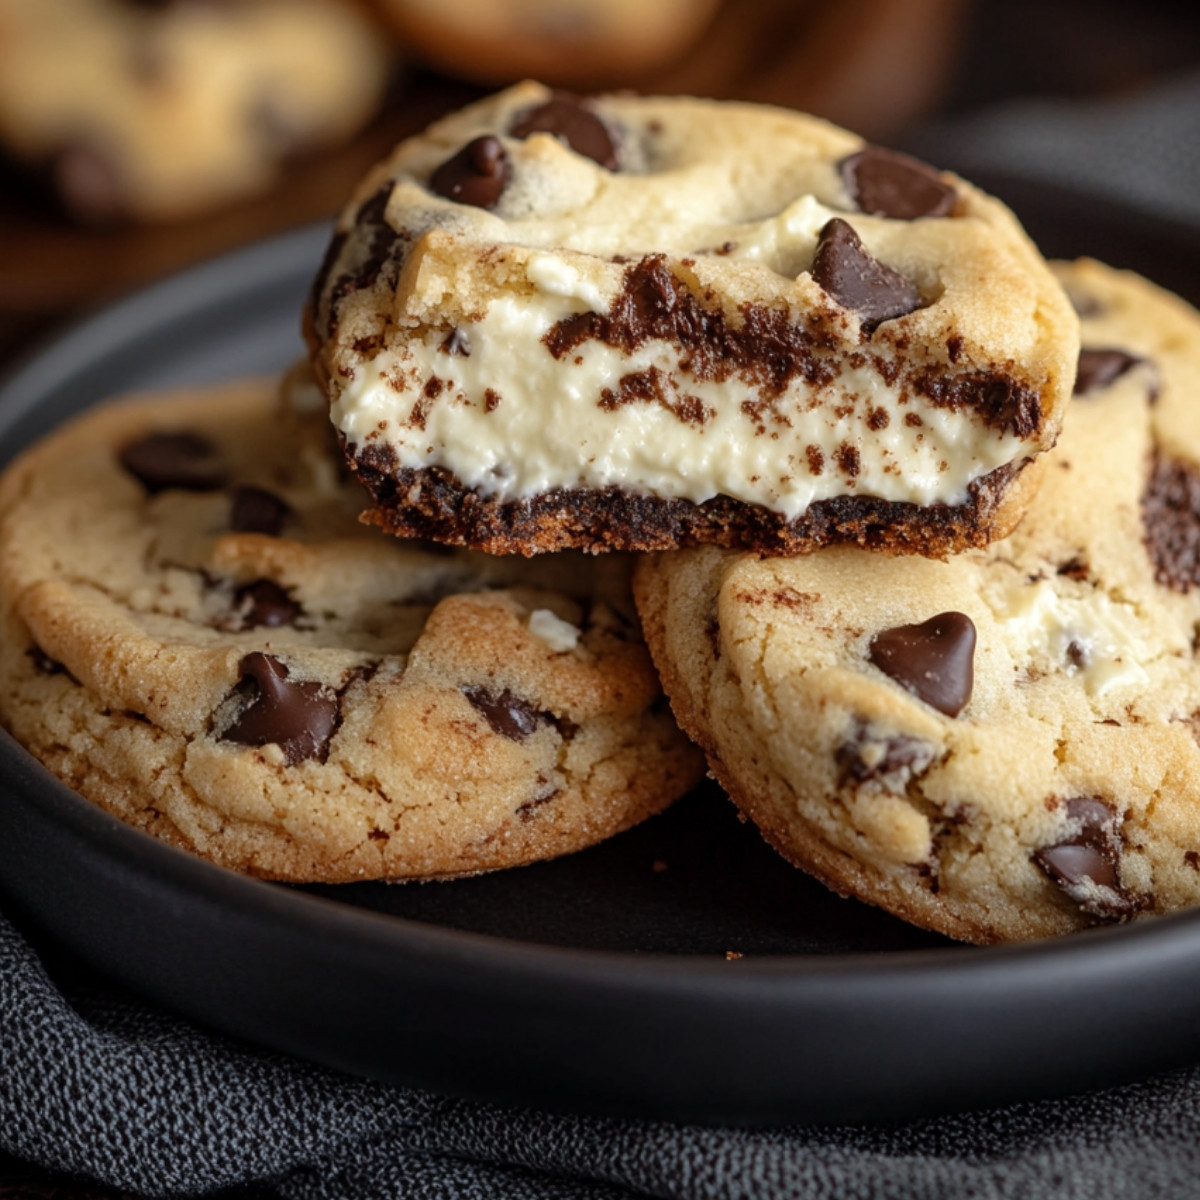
[305,82,1078,556]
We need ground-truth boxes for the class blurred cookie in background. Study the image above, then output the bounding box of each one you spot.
[650,0,967,141]
[372,0,721,89]
[0,0,395,225]
[373,0,966,142]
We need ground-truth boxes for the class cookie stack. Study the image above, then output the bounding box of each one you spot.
[4,83,1198,944]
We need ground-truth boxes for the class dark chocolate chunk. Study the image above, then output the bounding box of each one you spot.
[1074,347,1144,396]
[229,485,291,535]
[811,218,922,334]
[246,90,303,156]
[53,142,125,225]
[516,777,561,821]
[27,645,65,676]
[318,185,406,331]
[510,93,618,170]
[119,432,226,494]
[837,727,935,784]
[1065,289,1105,318]
[463,685,544,741]
[221,652,338,765]
[1033,797,1141,919]
[1142,452,1200,593]
[839,147,956,220]
[869,612,975,717]
[429,136,510,210]
[232,580,301,629]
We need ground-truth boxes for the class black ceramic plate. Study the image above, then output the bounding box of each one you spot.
[4,189,1200,1127]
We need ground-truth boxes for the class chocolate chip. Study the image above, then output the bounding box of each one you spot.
[839,147,956,220]
[221,653,338,765]
[353,185,400,269]
[119,432,226,494]
[246,91,303,156]
[811,218,922,334]
[1033,797,1142,919]
[463,685,544,741]
[320,185,406,326]
[510,93,618,170]
[516,780,560,821]
[1142,452,1200,593]
[836,726,935,785]
[231,580,301,629]
[1074,347,1144,395]
[869,612,975,717]
[229,485,291,535]
[1066,289,1105,318]
[53,142,126,225]
[429,136,510,210]
[27,645,64,676]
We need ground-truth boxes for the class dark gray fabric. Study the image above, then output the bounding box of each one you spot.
[5,905,1200,1200]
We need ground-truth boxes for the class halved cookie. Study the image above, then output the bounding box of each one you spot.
[306,81,1078,555]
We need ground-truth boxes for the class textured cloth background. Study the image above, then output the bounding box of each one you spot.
[6,73,1200,1200]
[5,903,1200,1200]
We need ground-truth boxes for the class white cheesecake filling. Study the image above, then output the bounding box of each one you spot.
[984,578,1158,696]
[332,282,1025,518]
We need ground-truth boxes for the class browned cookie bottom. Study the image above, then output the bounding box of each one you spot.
[351,444,1040,557]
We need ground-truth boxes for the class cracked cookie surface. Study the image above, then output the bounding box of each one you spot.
[304,81,1078,557]
[0,373,702,882]
[636,260,1200,943]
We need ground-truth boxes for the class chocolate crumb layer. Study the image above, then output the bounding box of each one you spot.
[351,448,1028,557]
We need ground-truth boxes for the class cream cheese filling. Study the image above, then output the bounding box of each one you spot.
[333,288,1024,518]
[984,577,1159,696]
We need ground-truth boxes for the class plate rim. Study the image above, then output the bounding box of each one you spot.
[7,202,1200,1123]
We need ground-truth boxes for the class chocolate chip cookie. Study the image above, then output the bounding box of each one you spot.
[372,0,720,88]
[0,372,702,881]
[305,81,1078,556]
[0,0,391,223]
[636,259,1200,943]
